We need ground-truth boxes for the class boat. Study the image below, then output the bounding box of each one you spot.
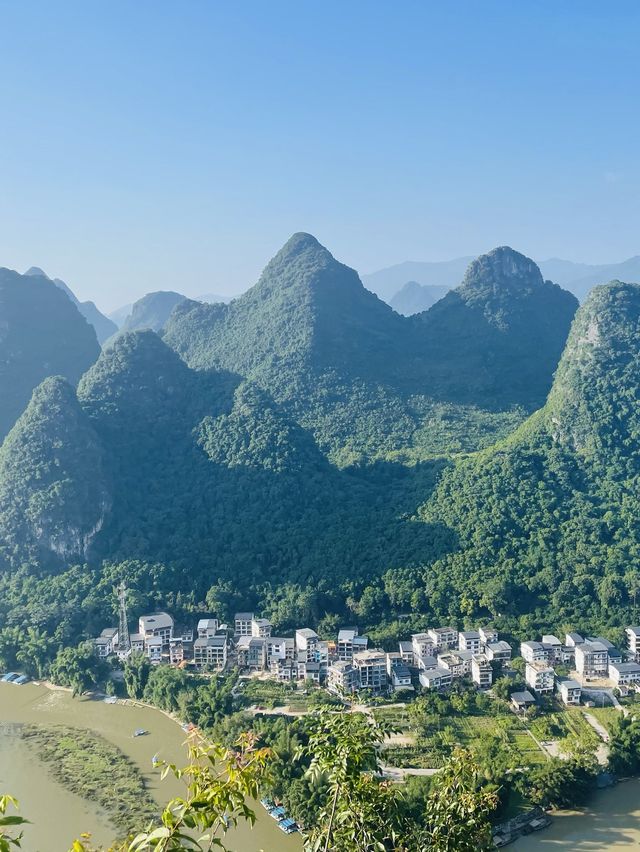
[13,675,30,685]
[1,673,19,682]
[269,806,286,820]
[260,798,275,811]
[278,818,299,834]
[133,728,148,737]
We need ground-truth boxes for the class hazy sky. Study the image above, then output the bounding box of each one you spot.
[0,1,638,312]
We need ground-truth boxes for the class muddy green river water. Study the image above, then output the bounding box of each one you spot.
[0,681,301,852]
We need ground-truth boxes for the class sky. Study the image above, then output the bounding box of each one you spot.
[0,1,639,312]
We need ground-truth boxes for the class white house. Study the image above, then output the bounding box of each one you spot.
[556,677,582,705]
[625,627,640,661]
[251,618,272,638]
[520,641,548,664]
[197,619,219,639]
[609,661,640,686]
[479,627,499,646]
[575,640,609,676]
[353,649,388,693]
[428,627,458,651]
[458,631,481,653]
[419,667,452,690]
[484,641,511,665]
[139,612,174,645]
[234,613,254,636]
[327,661,359,694]
[412,633,437,665]
[525,661,555,694]
[193,636,227,671]
[471,654,493,688]
[399,641,414,665]
[338,628,368,661]
[438,653,466,678]
[541,635,563,662]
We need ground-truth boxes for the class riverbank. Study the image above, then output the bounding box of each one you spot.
[513,778,640,850]
[0,680,302,851]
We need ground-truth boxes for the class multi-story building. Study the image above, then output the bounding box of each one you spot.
[169,638,185,665]
[575,640,609,676]
[193,636,227,671]
[399,641,414,665]
[525,661,555,694]
[146,635,163,663]
[266,637,295,665]
[458,631,481,653]
[130,633,145,653]
[419,667,452,691]
[337,628,368,661]
[609,661,640,686]
[95,627,118,658]
[139,612,174,646]
[556,677,581,705]
[234,613,254,636]
[625,626,640,661]
[479,627,499,646]
[541,635,563,662]
[251,618,272,638]
[565,632,584,647]
[236,636,266,670]
[428,627,458,652]
[485,641,512,664]
[197,619,219,639]
[520,641,549,664]
[353,649,388,693]
[471,654,493,689]
[411,633,437,667]
[390,664,413,691]
[438,653,467,679]
[295,628,319,656]
[327,661,359,694]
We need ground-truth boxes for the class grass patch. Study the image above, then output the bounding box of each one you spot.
[21,724,158,838]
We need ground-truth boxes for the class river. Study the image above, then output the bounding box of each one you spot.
[513,780,640,850]
[0,681,302,852]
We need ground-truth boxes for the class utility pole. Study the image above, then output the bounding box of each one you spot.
[117,581,131,655]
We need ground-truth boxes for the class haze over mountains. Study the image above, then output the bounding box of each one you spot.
[1,233,640,633]
[366,254,640,314]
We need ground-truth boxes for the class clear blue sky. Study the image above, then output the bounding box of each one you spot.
[0,1,638,311]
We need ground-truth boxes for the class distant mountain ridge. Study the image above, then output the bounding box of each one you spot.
[389,281,449,315]
[367,255,640,305]
[24,266,117,344]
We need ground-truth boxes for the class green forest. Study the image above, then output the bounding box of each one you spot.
[0,237,639,651]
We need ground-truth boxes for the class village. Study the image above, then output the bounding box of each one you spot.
[94,592,640,709]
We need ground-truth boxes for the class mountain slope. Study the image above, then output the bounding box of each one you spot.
[0,268,100,441]
[0,329,446,594]
[415,247,579,409]
[389,281,449,315]
[415,280,640,625]
[24,267,117,344]
[0,377,109,566]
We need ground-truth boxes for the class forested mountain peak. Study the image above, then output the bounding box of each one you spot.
[542,280,640,458]
[0,376,109,565]
[458,246,544,299]
[414,248,578,409]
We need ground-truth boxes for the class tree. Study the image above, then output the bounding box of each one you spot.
[521,754,597,809]
[0,795,27,851]
[298,708,409,851]
[124,653,152,700]
[608,716,640,776]
[421,748,498,851]
[49,642,105,696]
